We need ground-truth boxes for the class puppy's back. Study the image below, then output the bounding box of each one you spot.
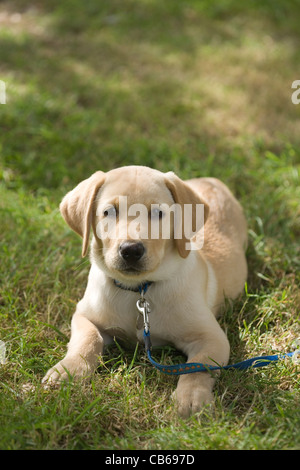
[186,177,248,307]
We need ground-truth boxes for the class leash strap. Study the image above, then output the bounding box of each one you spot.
[143,330,298,376]
[135,286,299,376]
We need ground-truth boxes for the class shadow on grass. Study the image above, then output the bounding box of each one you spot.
[0,0,299,192]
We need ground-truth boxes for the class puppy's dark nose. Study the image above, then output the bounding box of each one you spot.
[119,241,145,263]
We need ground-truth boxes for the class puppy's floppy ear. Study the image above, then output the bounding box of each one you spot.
[60,171,105,257]
[165,173,209,258]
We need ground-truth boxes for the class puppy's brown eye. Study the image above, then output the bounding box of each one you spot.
[103,206,116,217]
[151,208,164,219]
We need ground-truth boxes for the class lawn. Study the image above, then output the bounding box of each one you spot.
[0,0,299,450]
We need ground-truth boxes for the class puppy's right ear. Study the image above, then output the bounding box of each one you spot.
[60,171,105,257]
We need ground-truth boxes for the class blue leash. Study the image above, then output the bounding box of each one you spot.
[143,330,296,375]
[113,280,299,376]
[135,283,299,376]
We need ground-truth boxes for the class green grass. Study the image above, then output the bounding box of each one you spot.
[0,0,299,450]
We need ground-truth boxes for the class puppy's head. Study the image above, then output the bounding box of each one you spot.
[60,166,209,284]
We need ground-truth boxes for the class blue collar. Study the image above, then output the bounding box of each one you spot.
[113,279,152,294]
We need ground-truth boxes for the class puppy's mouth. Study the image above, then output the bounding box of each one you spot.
[118,266,145,275]
[116,261,146,276]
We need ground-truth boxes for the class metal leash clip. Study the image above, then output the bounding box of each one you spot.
[136,298,151,334]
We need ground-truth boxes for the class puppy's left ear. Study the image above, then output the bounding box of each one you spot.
[165,173,209,258]
[60,171,105,257]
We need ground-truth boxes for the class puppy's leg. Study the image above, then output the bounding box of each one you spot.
[174,319,230,418]
[42,314,104,384]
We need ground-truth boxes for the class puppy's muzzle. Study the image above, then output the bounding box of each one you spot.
[119,241,145,267]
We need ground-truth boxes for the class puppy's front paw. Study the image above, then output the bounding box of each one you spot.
[174,375,214,418]
[42,357,91,386]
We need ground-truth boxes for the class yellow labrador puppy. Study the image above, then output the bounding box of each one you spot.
[43,166,247,417]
